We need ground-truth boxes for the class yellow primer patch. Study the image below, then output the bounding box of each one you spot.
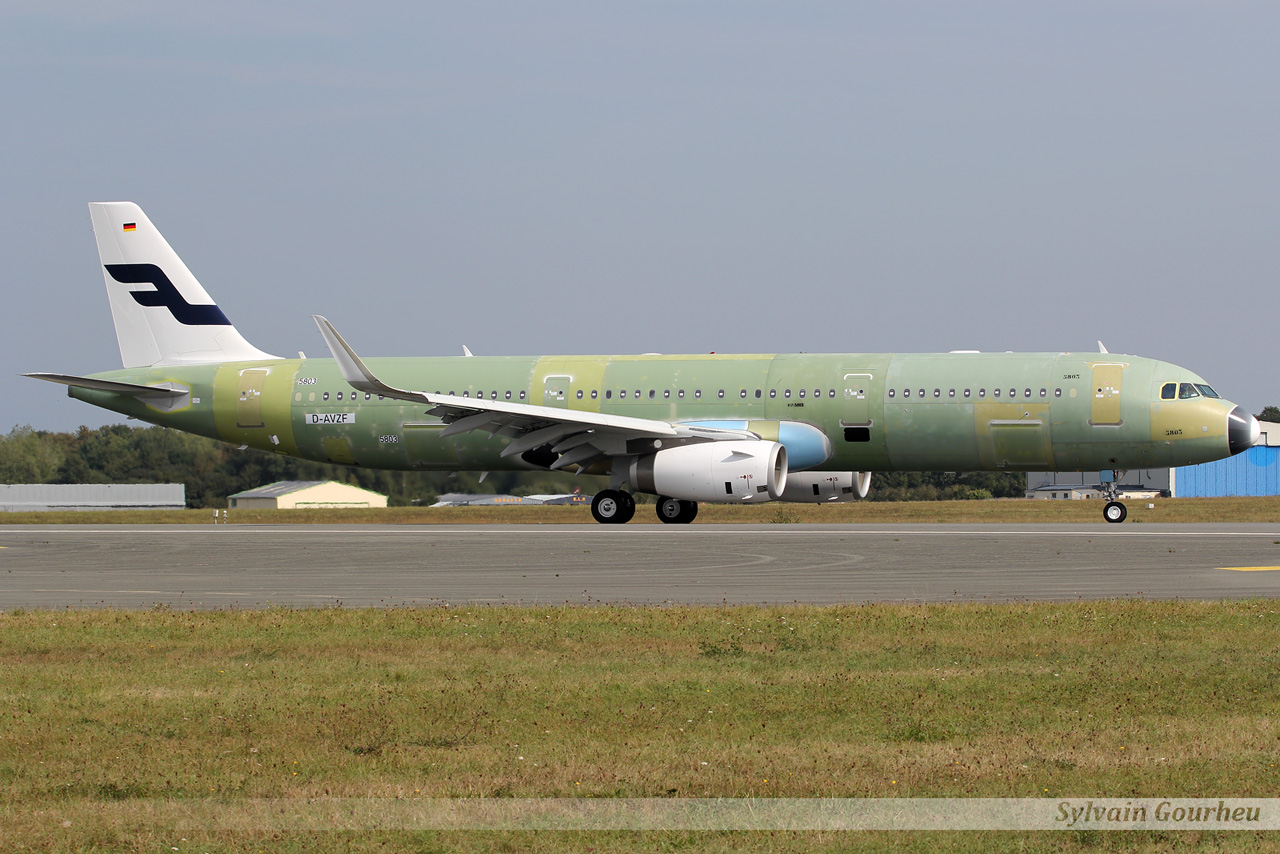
[1219,566,1280,572]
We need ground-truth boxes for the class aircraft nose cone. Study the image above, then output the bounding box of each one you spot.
[1228,406,1260,456]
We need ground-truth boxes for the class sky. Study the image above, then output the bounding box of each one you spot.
[3,1,1278,431]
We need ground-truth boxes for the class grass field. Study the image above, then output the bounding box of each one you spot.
[2,494,1279,525]
[3,601,1280,852]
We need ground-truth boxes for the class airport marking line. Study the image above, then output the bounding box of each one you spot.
[4,526,1280,539]
[1220,566,1280,572]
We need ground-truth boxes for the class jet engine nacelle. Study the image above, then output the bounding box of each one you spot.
[778,471,872,503]
[630,440,788,503]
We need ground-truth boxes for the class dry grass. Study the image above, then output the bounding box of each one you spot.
[2,495,1278,525]
[3,602,1280,851]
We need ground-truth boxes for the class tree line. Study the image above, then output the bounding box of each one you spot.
[6,411,1275,508]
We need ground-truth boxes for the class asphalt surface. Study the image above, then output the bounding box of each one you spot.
[2,523,1280,609]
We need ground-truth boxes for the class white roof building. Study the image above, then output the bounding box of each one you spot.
[0,483,185,512]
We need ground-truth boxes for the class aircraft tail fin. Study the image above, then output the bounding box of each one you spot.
[88,202,279,368]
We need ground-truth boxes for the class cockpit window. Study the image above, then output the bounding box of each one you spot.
[1195,384,1220,399]
[1178,383,1200,400]
[1160,382,1176,400]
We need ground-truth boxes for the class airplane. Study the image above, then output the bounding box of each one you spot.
[26,202,1260,525]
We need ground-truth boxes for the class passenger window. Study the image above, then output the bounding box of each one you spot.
[576,390,584,399]
[620,390,627,398]
[1039,388,1047,398]
[695,389,702,399]
[1161,382,1176,400]
[519,391,526,400]
[993,389,1000,398]
[755,389,762,399]
[918,389,925,398]
[815,389,821,399]
[323,391,330,401]
[889,389,896,398]
[591,390,598,399]
[664,390,671,399]
[978,388,986,398]
[606,390,612,399]
[1179,383,1200,400]
[948,389,955,398]
[337,392,343,400]
[770,389,777,398]
[784,389,791,398]
[1055,388,1062,398]
[365,393,371,400]
[933,389,940,398]
[717,389,725,399]
[740,389,747,399]
[678,389,685,398]
[648,390,655,399]
[798,389,805,398]
[635,390,641,399]
[963,389,971,398]
[1009,389,1016,398]
[1024,389,1031,398]
[828,389,836,398]
[904,389,911,398]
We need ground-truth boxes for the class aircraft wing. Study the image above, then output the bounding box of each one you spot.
[313,316,758,471]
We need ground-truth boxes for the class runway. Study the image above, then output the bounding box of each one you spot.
[3,523,1280,609]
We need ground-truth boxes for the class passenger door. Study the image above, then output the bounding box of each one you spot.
[1090,363,1125,426]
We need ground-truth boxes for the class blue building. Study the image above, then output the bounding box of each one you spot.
[1173,444,1280,498]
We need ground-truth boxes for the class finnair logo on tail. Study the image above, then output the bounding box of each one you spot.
[105,264,231,326]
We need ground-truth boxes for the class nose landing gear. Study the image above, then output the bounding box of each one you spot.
[1100,469,1127,523]
[1103,500,1128,523]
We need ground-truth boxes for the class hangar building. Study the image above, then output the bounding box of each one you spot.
[227,481,388,510]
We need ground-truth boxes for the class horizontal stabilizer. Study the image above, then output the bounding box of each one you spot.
[23,372,188,398]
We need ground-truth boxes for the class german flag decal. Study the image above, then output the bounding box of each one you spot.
[123,223,137,232]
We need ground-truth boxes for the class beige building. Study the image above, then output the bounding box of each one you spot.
[227,480,388,510]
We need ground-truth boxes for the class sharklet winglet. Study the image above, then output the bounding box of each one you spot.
[312,315,426,402]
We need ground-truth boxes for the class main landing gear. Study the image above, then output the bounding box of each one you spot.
[1100,469,1127,524]
[656,496,698,524]
[591,489,636,524]
[590,491,700,524]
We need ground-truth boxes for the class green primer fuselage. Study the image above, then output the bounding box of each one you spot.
[70,350,1236,476]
